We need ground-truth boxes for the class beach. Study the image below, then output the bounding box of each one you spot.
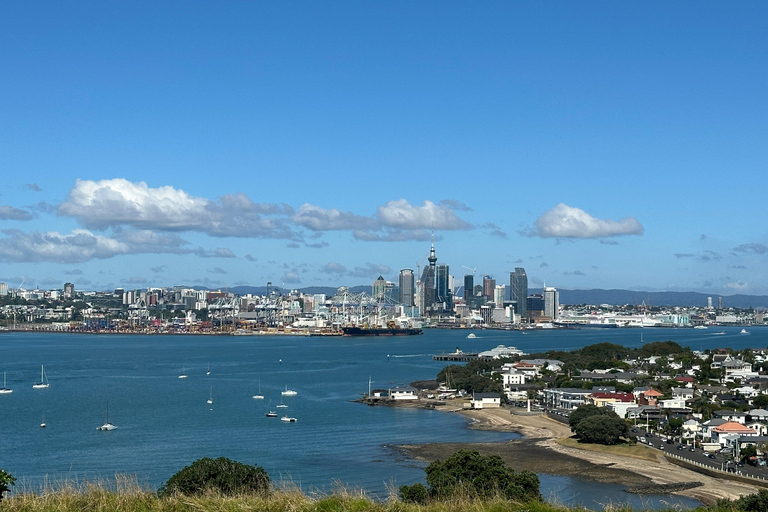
[397,406,760,505]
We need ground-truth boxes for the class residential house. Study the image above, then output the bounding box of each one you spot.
[711,421,758,446]
[543,388,593,410]
[748,409,768,422]
[712,410,747,424]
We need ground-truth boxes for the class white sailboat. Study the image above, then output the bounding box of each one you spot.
[40,412,46,428]
[277,395,288,408]
[207,386,213,404]
[178,366,188,379]
[265,400,278,417]
[281,385,297,397]
[206,363,211,376]
[0,372,12,394]
[33,365,50,389]
[97,402,117,431]
[280,416,297,422]
[252,380,264,400]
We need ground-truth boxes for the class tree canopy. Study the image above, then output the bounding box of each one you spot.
[159,457,270,496]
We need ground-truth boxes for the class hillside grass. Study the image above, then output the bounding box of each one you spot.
[555,437,661,462]
[0,476,665,512]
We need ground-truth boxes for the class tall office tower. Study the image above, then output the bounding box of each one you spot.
[707,296,713,308]
[543,286,560,321]
[463,274,474,301]
[494,285,505,306]
[0,283,8,296]
[435,264,453,310]
[63,282,75,298]
[718,296,723,309]
[482,275,496,298]
[509,268,528,320]
[399,269,415,306]
[372,276,387,298]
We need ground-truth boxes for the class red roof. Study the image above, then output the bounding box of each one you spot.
[642,388,663,397]
[591,392,635,402]
[675,376,694,382]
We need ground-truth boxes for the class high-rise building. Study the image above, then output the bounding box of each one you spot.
[543,286,559,321]
[482,275,496,298]
[494,285,505,306]
[707,296,713,308]
[435,264,452,309]
[509,268,528,320]
[0,283,7,296]
[399,269,415,306]
[372,276,387,298]
[718,296,723,309]
[419,240,437,313]
[63,282,75,298]
[463,274,474,301]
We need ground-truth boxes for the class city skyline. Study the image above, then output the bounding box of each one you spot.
[2,3,767,295]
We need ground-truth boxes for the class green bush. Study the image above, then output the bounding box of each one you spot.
[398,482,429,504]
[572,415,628,445]
[717,488,768,511]
[418,450,540,502]
[159,457,270,496]
[0,469,15,503]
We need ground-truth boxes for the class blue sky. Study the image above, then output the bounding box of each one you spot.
[1,2,767,294]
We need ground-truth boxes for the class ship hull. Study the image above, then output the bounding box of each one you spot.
[341,326,423,336]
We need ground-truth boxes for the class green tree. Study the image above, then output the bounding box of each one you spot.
[572,415,629,445]
[401,450,540,502]
[568,404,612,430]
[0,469,15,503]
[752,394,768,409]
[159,457,270,496]
[741,445,758,463]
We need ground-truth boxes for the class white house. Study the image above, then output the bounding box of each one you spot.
[472,392,501,409]
[390,386,419,400]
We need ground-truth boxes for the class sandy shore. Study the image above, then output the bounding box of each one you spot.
[397,405,759,506]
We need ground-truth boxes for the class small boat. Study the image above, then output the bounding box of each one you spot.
[207,386,213,404]
[252,380,264,400]
[466,333,477,339]
[40,412,46,428]
[741,329,749,334]
[178,366,188,379]
[206,363,211,376]
[97,403,117,431]
[694,325,708,329]
[280,416,297,422]
[33,365,50,389]
[0,372,12,394]
[265,400,278,417]
[281,385,297,397]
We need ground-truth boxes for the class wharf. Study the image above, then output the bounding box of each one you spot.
[432,352,479,362]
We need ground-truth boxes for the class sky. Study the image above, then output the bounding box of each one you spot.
[1,2,767,295]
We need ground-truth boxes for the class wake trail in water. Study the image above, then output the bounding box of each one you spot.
[389,354,430,358]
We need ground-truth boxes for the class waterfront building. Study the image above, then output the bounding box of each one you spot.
[543,286,559,321]
[0,283,7,296]
[398,269,414,306]
[509,268,527,320]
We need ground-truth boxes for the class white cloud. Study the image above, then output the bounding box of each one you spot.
[292,204,376,231]
[530,203,643,239]
[58,179,296,239]
[377,199,471,230]
[320,262,347,274]
[0,228,199,264]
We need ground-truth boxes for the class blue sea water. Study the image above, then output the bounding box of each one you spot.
[0,326,761,508]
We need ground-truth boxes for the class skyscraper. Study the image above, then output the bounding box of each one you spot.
[510,268,528,320]
[419,240,437,313]
[463,274,474,302]
[482,275,495,299]
[435,264,452,309]
[399,269,415,306]
[372,276,387,299]
[543,286,559,321]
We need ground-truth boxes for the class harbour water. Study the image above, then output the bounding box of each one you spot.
[1,326,760,508]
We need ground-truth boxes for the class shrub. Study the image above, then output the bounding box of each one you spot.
[421,449,540,502]
[0,469,15,503]
[159,457,270,496]
[572,414,628,445]
[398,482,429,504]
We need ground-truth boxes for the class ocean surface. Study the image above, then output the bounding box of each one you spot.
[1,326,762,508]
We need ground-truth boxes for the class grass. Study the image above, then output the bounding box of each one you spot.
[555,437,661,462]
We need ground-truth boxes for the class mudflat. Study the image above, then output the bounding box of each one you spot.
[397,406,759,505]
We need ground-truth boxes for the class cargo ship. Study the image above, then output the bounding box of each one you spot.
[341,322,423,336]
